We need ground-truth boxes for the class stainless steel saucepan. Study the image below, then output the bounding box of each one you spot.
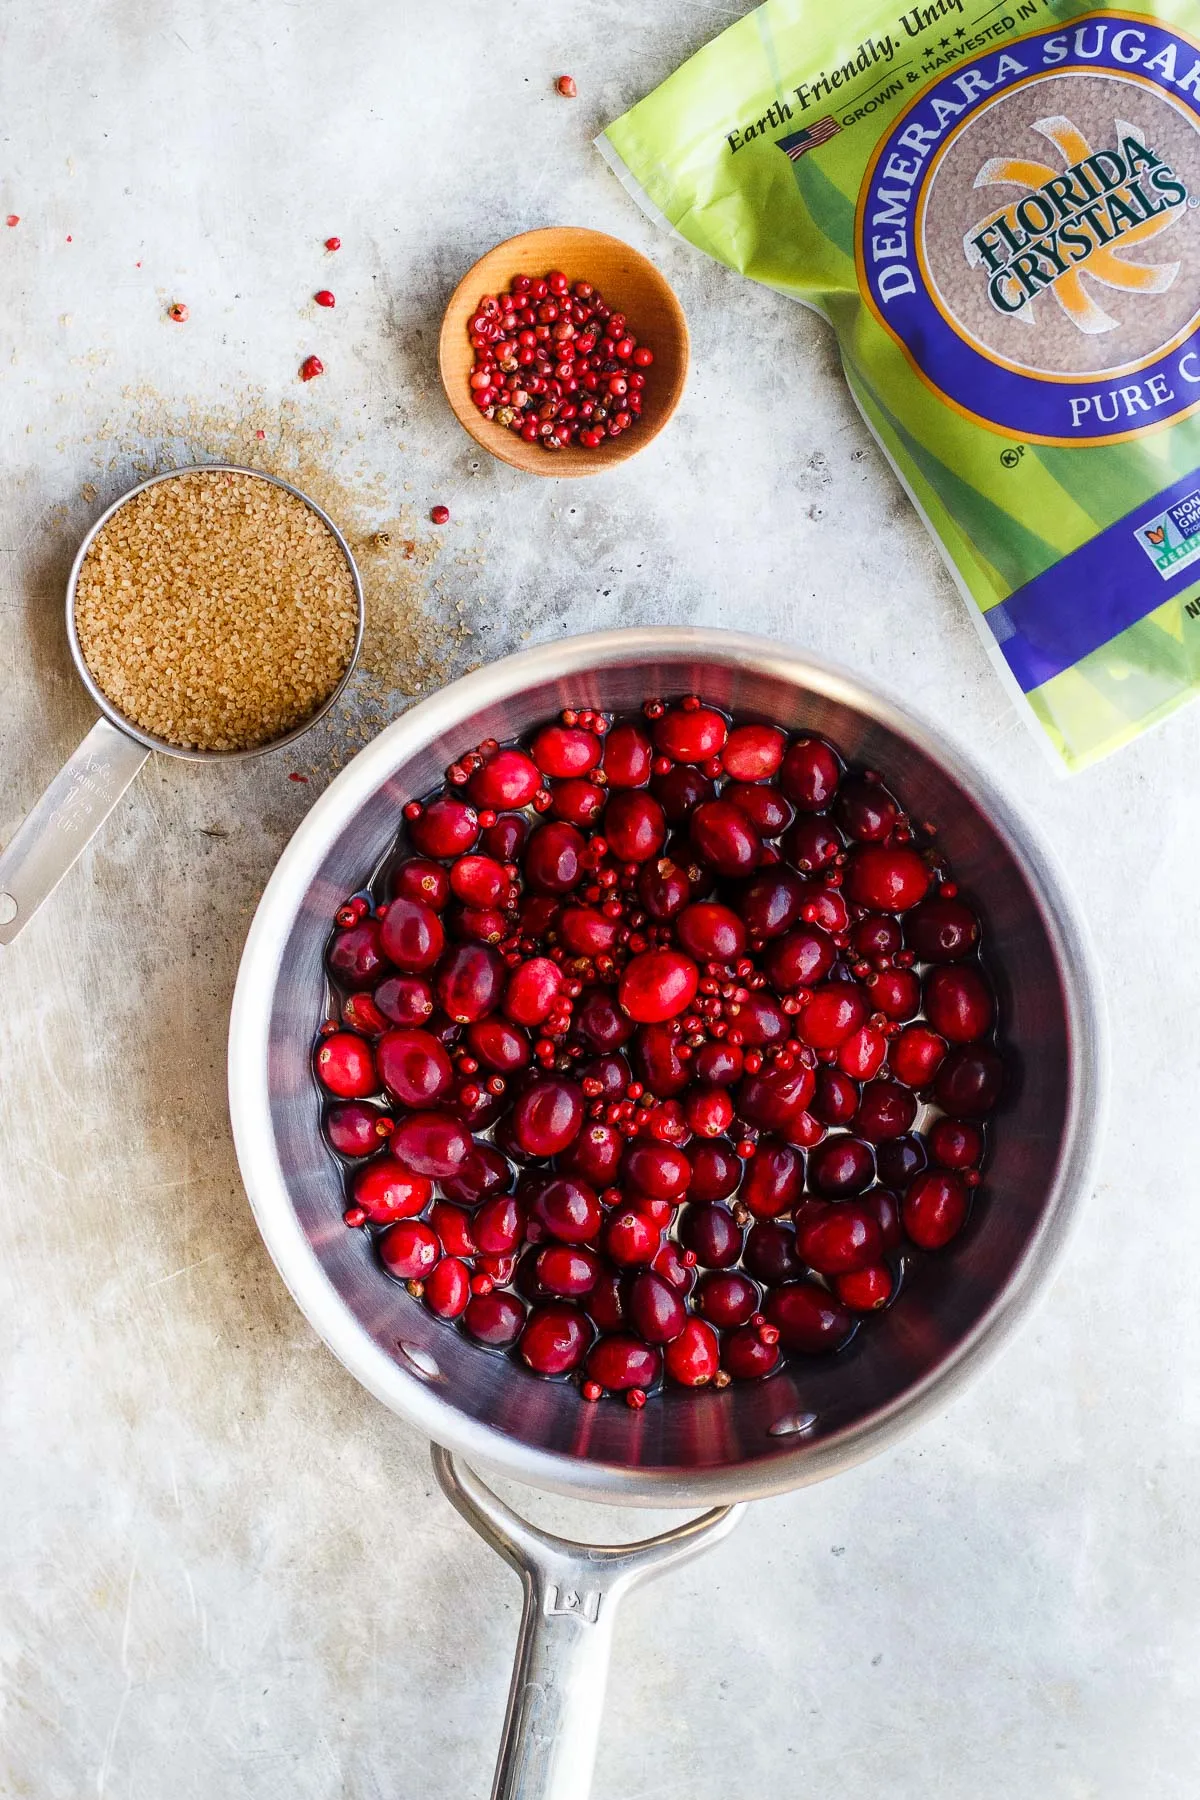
[227,627,1105,1800]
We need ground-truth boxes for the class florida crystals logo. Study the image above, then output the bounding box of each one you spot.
[857,17,1200,443]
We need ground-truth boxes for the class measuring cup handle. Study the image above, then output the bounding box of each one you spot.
[431,1445,745,1800]
[0,718,149,945]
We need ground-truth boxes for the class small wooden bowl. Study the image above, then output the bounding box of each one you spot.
[438,226,688,477]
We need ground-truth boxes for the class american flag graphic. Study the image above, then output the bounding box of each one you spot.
[777,116,842,160]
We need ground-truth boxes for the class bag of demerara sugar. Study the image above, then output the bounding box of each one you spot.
[600,0,1200,769]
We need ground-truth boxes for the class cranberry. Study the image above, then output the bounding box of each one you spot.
[850,914,902,958]
[623,1142,691,1200]
[726,782,793,838]
[619,948,699,1023]
[441,1142,512,1205]
[380,897,445,973]
[637,858,692,920]
[691,800,762,876]
[584,1271,626,1333]
[927,1118,985,1170]
[531,724,601,778]
[676,902,746,963]
[603,722,653,787]
[464,1291,526,1346]
[762,925,836,991]
[736,992,788,1048]
[923,966,995,1043]
[353,1158,432,1223]
[742,1140,804,1218]
[845,845,931,913]
[808,1135,874,1196]
[326,1102,389,1158]
[664,1318,720,1386]
[934,1046,1003,1117]
[835,778,898,841]
[653,704,728,762]
[837,1023,887,1081]
[696,1270,759,1328]
[375,975,435,1028]
[409,795,479,859]
[652,763,715,821]
[836,1265,894,1310]
[737,869,807,939]
[605,791,667,862]
[451,905,508,945]
[531,1176,602,1244]
[315,1031,376,1098]
[904,1171,969,1249]
[524,821,586,893]
[392,859,450,910]
[375,1028,453,1107]
[652,1240,697,1294]
[867,968,921,1020]
[520,1303,591,1375]
[536,1245,601,1297]
[738,1063,816,1132]
[904,896,981,963]
[722,1322,782,1380]
[798,1200,882,1274]
[603,1207,660,1267]
[448,854,504,909]
[467,1017,531,1072]
[890,1025,948,1089]
[689,1140,742,1201]
[742,1221,805,1285]
[722,723,787,781]
[628,1270,687,1342]
[854,1079,917,1142]
[378,1219,440,1281]
[875,1134,927,1189]
[389,1112,471,1178]
[783,816,843,873]
[685,1086,735,1139]
[424,1256,471,1319]
[862,1185,904,1252]
[679,1201,742,1268]
[561,1121,624,1185]
[328,919,386,989]
[628,1025,685,1097]
[812,1069,859,1128]
[779,738,841,811]
[474,1192,526,1254]
[798,985,868,1052]
[586,1335,661,1392]
[511,1078,584,1156]
[436,943,506,1023]
[341,992,388,1036]
[694,1043,744,1088]
[551,779,606,827]
[764,1281,855,1354]
[468,747,541,810]
[504,957,563,1026]
[575,987,635,1052]
[559,906,619,955]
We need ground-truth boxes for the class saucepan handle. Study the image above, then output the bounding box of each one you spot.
[0,717,149,945]
[431,1445,745,1800]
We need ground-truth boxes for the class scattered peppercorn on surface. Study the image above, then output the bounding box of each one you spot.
[74,469,358,752]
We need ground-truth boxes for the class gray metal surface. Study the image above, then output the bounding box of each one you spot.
[227,626,1107,1507]
[0,464,364,943]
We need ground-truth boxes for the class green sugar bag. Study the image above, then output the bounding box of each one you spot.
[599,0,1200,768]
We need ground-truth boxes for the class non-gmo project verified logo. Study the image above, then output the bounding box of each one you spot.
[1137,489,1200,580]
[777,117,842,161]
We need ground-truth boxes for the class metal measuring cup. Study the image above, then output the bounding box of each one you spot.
[0,464,364,946]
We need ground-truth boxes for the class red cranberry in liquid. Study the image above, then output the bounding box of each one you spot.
[581,1054,632,1100]
[315,1032,376,1099]
[624,1142,691,1200]
[633,1022,690,1098]
[834,777,898,842]
[736,870,808,940]
[389,1112,471,1179]
[559,906,619,955]
[875,1134,927,1189]
[374,975,435,1028]
[763,925,836,991]
[742,1140,804,1218]
[392,857,450,911]
[798,985,868,1052]
[429,1200,477,1258]
[696,1270,760,1328]
[575,987,635,1052]
[845,845,931,912]
[866,969,921,1021]
[904,1171,969,1249]
[481,813,528,861]
[449,905,508,945]
[436,942,505,1024]
[380,896,445,972]
[424,1256,471,1319]
[466,1017,531,1073]
[653,704,728,762]
[604,791,667,862]
[549,778,606,827]
[504,957,563,1027]
[449,854,507,908]
[619,948,699,1024]
[923,965,995,1044]
[812,1069,859,1127]
[651,1240,697,1294]
[561,1121,624,1186]
[341,992,388,1036]
[409,795,479,859]
[524,821,586,893]
[890,1024,948,1089]
[854,1079,917,1142]
[927,1118,985,1170]
[603,1207,661,1267]
[468,747,541,810]
[722,1323,783,1381]
[837,1022,887,1082]
[862,1185,904,1252]
[637,858,692,920]
[585,1271,626,1333]
[691,800,762,876]
[664,1317,720,1386]
[783,816,842,873]
[586,1335,661,1392]
[328,918,386,989]
[464,1290,526,1347]
[934,1046,1003,1117]
[535,1245,601,1297]
[676,901,746,963]
[531,724,601,780]
[765,1281,855,1354]
[722,722,787,782]
[904,896,981,963]
[808,1135,874,1196]
[679,1201,742,1268]
[441,1143,513,1205]
[353,1158,432,1223]
[694,1043,744,1088]
[603,721,653,788]
[520,1303,591,1375]
[378,1219,440,1281]
[850,914,903,959]
[780,737,841,811]
[512,1078,585,1157]
[732,992,788,1048]
[799,1200,882,1275]
[628,1270,687,1343]
[473,1192,525,1254]
[685,1086,735,1139]
[738,1063,816,1132]
[726,782,793,838]
[836,1264,894,1311]
[326,1102,388,1158]
[743,1221,805,1286]
[377,1028,455,1107]
[651,761,715,822]
[689,1140,742,1202]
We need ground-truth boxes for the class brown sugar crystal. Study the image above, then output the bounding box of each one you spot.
[73,469,359,752]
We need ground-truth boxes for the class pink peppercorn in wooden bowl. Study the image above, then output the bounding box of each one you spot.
[438,226,689,477]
